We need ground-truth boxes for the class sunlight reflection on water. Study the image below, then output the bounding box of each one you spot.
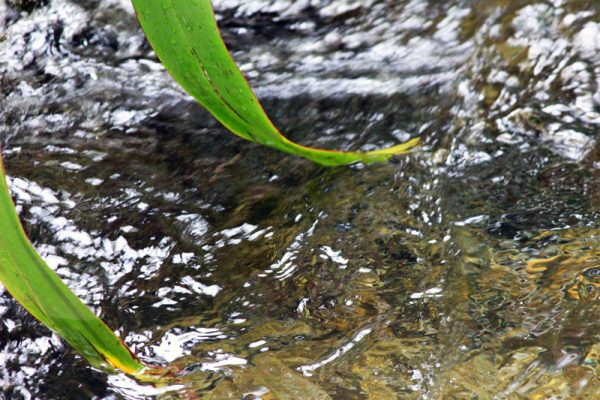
[1,0,599,398]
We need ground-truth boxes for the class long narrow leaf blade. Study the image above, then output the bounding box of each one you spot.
[0,155,145,375]
[131,0,419,166]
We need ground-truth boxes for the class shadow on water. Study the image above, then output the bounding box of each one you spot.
[1,0,599,398]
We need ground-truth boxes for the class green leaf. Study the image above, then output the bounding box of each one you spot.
[0,154,145,375]
[0,0,419,378]
[131,0,419,166]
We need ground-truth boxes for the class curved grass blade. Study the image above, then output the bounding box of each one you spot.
[131,0,419,166]
[0,154,145,375]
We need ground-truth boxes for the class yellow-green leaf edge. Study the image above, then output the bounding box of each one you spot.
[0,154,145,375]
[131,0,419,166]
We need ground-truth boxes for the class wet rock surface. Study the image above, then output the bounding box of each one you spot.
[0,0,599,398]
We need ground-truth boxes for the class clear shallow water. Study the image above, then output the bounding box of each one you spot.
[1,0,599,398]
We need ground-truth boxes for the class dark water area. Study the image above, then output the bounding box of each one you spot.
[1,0,599,398]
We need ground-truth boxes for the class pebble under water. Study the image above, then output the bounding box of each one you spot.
[1,0,599,398]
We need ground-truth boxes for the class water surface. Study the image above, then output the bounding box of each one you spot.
[1,0,599,398]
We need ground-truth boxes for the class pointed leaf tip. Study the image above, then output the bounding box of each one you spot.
[131,0,419,166]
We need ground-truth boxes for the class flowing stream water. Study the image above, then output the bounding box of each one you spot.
[1,0,599,398]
